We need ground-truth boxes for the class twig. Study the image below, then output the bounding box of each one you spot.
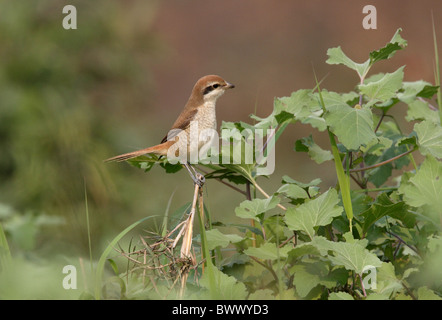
[246,182,257,248]
[249,256,279,284]
[198,167,247,196]
[374,112,385,133]
[359,273,367,298]
[279,234,296,248]
[386,230,420,257]
[349,148,416,173]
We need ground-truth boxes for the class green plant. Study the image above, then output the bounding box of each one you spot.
[97,28,441,300]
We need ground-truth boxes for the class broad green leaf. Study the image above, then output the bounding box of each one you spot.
[235,196,280,222]
[287,242,321,262]
[398,156,442,223]
[369,28,407,64]
[326,46,370,79]
[291,263,322,297]
[359,66,404,107]
[417,287,442,300]
[276,183,309,200]
[325,104,377,150]
[415,120,442,158]
[273,90,327,131]
[313,90,358,109]
[361,193,413,235]
[292,261,348,298]
[406,100,440,124]
[248,289,275,300]
[373,262,403,298]
[329,292,354,300]
[205,229,243,250]
[281,176,322,189]
[398,80,440,104]
[312,236,382,275]
[295,135,333,164]
[360,136,393,156]
[285,189,343,239]
[199,267,247,300]
[128,156,158,173]
[244,242,290,260]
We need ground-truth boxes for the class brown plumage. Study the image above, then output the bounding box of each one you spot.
[105,75,234,163]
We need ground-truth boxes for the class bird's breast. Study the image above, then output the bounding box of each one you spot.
[192,101,217,131]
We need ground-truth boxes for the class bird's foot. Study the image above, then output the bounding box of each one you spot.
[194,173,205,188]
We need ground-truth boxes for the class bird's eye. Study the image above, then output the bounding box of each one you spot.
[203,83,220,95]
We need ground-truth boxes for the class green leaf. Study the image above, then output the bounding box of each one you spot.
[398,80,440,104]
[373,262,403,298]
[248,289,275,300]
[329,292,355,300]
[325,104,377,150]
[359,66,405,107]
[363,128,410,187]
[361,193,412,235]
[205,229,243,250]
[415,120,442,158]
[398,155,442,223]
[235,196,280,222]
[326,46,370,79]
[273,90,327,131]
[295,135,333,164]
[281,176,322,188]
[312,236,382,275]
[291,263,322,297]
[276,183,309,200]
[285,189,343,239]
[369,28,407,64]
[199,267,248,300]
[406,100,440,124]
[127,156,158,172]
[244,242,290,260]
[417,287,442,300]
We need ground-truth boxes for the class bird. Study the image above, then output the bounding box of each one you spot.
[105,75,235,186]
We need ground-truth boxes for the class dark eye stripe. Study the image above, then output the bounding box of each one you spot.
[203,83,220,95]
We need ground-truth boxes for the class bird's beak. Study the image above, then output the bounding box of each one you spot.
[224,82,235,89]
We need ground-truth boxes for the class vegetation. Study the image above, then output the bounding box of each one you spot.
[0,4,440,299]
[94,28,441,300]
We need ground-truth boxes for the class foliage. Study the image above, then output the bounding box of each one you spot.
[87,28,442,300]
[92,28,442,300]
[2,24,441,300]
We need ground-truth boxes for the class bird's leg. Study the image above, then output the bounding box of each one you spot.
[184,161,205,188]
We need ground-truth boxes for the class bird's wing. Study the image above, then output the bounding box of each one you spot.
[161,108,198,143]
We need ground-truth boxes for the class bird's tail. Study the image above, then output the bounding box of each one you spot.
[104,141,174,162]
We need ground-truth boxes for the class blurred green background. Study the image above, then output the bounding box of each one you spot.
[0,0,441,298]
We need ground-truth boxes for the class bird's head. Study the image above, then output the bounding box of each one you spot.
[193,75,235,103]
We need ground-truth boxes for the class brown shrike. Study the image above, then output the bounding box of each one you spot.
[105,75,235,186]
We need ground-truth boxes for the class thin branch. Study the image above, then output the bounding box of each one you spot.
[349,148,416,173]
[359,274,367,298]
[249,256,279,284]
[350,173,366,189]
[374,112,385,133]
[386,230,420,257]
[253,181,287,211]
[198,167,247,196]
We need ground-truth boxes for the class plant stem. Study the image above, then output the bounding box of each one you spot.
[359,273,367,298]
[246,182,257,248]
[432,13,442,124]
[350,148,416,173]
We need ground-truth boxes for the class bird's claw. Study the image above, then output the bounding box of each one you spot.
[194,173,205,188]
